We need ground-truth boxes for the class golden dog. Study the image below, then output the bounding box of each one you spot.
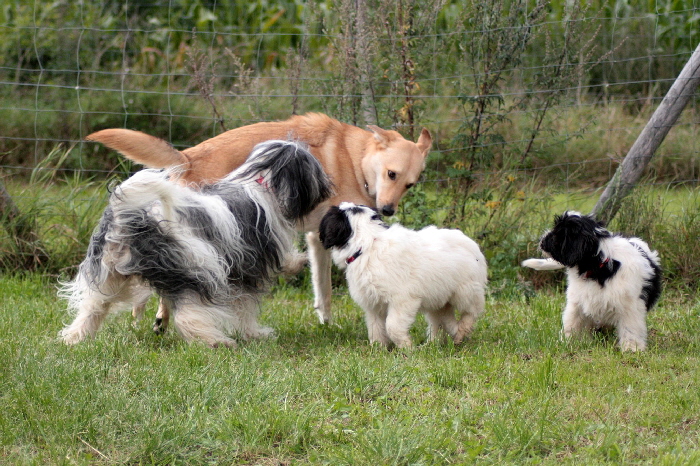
[87,112,432,326]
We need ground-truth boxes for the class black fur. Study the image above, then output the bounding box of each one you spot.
[319,206,353,249]
[81,140,332,304]
[540,213,610,269]
[120,209,222,302]
[234,140,334,221]
[639,247,663,310]
[81,205,112,286]
[540,212,622,285]
[540,212,662,307]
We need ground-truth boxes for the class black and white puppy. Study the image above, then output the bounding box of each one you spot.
[522,211,662,351]
[60,140,332,347]
[319,202,488,348]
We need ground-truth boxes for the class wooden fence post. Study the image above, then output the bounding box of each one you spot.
[591,42,700,224]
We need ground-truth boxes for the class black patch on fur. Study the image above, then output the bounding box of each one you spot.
[116,183,288,303]
[579,255,621,286]
[319,206,353,249]
[120,210,221,302]
[235,141,334,221]
[638,247,662,311]
[77,140,333,307]
[347,205,368,215]
[540,212,610,270]
[177,190,279,291]
[81,206,113,285]
[540,212,623,286]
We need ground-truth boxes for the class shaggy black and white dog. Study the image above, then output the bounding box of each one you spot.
[522,211,662,351]
[319,202,487,348]
[60,140,332,347]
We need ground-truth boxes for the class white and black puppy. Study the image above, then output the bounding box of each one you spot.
[319,202,488,348]
[60,141,332,347]
[522,211,662,352]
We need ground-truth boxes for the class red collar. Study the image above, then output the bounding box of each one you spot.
[255,175,269,189]
[585,256,609,278]
[346,248,363,265]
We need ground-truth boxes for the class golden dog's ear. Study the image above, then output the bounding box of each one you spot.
[416,128,432,157]
[367,125,391,148]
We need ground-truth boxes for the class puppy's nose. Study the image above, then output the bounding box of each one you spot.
[381,205,395,216]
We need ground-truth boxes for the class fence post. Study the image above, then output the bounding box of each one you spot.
[591,42,700,224]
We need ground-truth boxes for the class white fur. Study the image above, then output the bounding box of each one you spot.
[325,203,487,348]
[60,140,330,347]
[521,258,565,271]
[523,212,661,352]
[563,237,659,351]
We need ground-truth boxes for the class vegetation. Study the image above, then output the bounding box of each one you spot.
[1,0,698,282]
[1,2,699,463]
[1,274,699,464]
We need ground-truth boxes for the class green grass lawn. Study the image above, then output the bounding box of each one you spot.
[1,274,699,464]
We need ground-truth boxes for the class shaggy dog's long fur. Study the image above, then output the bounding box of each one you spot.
[60,141,332,347]
[318,202,488,348]
[522,211,662,352]
[86,113,432,325]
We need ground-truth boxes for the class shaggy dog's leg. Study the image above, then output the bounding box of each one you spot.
[153,300,170,334]
[131,300,147,323]
[616,302,648,352]
[306,231,333,324]
[61,291,114,344]
[281,248,308,276]
[232,296,275,341]
[62,274,141,344]
[385,300,421,349]
[170,299,237,348]
[364,306,391,346]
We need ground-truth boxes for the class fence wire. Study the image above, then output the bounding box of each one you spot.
[1,1,699,273]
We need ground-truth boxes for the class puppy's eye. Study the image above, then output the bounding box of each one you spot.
[388,170,396,180]
[371,214,382,221]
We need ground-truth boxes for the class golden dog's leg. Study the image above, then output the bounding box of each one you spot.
[306,231,333,324]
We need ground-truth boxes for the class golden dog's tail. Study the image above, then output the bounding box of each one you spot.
[86,129,189,169]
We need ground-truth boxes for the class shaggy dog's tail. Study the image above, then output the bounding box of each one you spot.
[521,258,566,271]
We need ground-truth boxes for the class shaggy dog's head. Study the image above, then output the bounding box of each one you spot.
[232,140,334,221]
[319,202,385,250]
[539,211,611,268]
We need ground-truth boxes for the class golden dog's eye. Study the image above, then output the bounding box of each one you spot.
[388,170,396,180]
[406,183,414,190]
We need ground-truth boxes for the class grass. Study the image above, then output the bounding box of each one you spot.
[2,273,700,464]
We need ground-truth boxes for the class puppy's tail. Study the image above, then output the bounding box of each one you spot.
[521,258,565,271]
[87,129,189,169]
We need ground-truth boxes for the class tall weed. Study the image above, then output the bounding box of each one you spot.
[0,146,117,275]
[611,186,700,288]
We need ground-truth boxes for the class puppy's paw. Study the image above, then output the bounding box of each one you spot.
[619,339,646,352]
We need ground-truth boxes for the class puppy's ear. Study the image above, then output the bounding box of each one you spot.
[319,206,353,249]
[567,228,599,264]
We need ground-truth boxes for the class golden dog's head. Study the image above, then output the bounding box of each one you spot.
[362,125,432,216]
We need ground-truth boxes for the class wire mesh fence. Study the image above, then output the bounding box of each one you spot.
[1,0,699,280]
